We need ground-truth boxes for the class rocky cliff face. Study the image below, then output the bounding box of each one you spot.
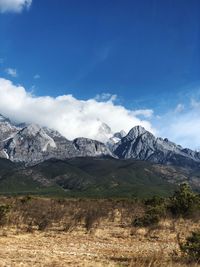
[113,126,200,168]
[73,137,113,157]
[4,124,58,164]
[1,122,113,165]
[0,114,20,143]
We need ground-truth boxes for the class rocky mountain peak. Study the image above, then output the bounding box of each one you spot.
[0,114,20,143]
[20,124,42,136]
[125,125,151,140]
[113,125,200,167]
[42,127,64,139]
[95,122,113,143]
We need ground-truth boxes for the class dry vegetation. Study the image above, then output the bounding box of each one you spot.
[0,189,199,267]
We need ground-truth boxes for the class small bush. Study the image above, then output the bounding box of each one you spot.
[133,213,159,227]
[133,203,166,227]
[169,183,200,218]
[180,231,200,262]
[37,216,49,231]
[84,209,108,231]
[20,195,32,205]
[0,204,11,226]
[144,196,165,207]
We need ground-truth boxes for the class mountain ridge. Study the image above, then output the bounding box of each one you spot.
[0,114,200,170]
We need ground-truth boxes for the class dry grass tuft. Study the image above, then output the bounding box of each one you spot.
[0,196,199,266]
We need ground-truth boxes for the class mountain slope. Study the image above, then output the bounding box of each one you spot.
[2,124,113,165]
[0,157,200,197]
[113,126,200,168]
[0,114,20,154]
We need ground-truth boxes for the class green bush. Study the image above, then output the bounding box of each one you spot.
[180,231,200,261]
[169,183,200,217]
[133,202,166,227]
[144,196,165,207]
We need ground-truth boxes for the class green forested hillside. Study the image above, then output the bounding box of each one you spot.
[0,157,199,198]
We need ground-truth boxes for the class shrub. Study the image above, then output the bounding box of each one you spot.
[37,216,49,231]
[20,195,32,205]
[0,204,11,226]
[133,212,159,227]
[169,183,200,218]
[180,231,200,261]
[133,203,166,227]
[144,196,165,207]
[84,209,107,231]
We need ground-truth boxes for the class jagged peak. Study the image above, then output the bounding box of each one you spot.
[126,125,149,139]
[19,124,43,136]
[98,122,112,134]
[42,127,64,139]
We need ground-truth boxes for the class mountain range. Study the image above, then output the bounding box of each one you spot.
[0,113,200,196]
[0,113,200,169]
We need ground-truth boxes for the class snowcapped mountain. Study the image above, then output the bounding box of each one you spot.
[95,122,126,145]
[0,114,200,169]
[95,122,113,143]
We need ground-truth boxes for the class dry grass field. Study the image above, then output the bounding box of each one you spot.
[0,197,199,267]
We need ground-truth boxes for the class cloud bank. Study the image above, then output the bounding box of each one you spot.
[1,77,199,149]
[0,0,32,13]
[0,78,154,141]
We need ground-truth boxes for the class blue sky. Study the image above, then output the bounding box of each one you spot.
[0,0,200,148]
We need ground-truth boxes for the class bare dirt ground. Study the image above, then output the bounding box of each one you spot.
[0,219,199,267]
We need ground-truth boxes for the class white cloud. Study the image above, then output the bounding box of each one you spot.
[156,101,200,150]
[1,77,200,149]
[5,68,18,77]
[95,93,117,102]
[132,109,154,118]
[175,103,184,113]
[33,74,40,80]
[0,0,32,13]
[0,77,155,141]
